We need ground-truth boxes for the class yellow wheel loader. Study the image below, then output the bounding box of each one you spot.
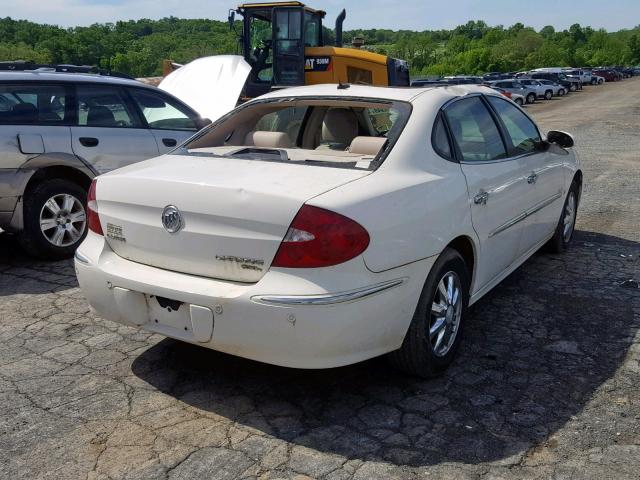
[229,2,410,98]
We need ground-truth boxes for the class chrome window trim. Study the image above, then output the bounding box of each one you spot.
[459,150,538,165]
[251,278,406,306]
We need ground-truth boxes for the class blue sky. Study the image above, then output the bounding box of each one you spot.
[4,0,640,31]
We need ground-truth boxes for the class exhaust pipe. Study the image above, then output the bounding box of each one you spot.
[335,9,346,47]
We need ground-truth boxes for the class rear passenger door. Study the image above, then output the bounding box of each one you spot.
[0,82,73,215]
[127,88,199,154]
[70,84,159,174]
[443,96,532,291]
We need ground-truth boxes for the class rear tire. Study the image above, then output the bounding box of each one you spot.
[558,88,566,97]
[569,83,577,92]
[389,248,470,378]
[526,93,536,104]
[18,179,88,260]
[514,97,524,106]
[545,181,579,254]
[544,90,553,100]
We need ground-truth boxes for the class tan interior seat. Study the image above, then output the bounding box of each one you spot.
[316,108,359,150]
[244,131,292,149]
[348,136,387,156]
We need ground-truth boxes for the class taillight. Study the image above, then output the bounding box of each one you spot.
[87,179,103,236]
[272,205,369,268]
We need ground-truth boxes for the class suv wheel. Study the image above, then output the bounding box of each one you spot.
[526,93,536,104]
[558,88,566,96]
[389,248,470,377]
[19,179,88,259]
[544,90,553,100]
[569,83,577,92]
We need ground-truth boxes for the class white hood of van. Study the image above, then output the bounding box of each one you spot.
[159,55,251,122]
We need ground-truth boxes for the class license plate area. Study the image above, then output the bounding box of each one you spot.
[144,294,214,343]
[148,294,190,332]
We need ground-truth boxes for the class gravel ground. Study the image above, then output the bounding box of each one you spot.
[1,79,639,480]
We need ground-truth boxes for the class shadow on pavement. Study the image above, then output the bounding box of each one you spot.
[0,233,77,296]
[70,230,640,465]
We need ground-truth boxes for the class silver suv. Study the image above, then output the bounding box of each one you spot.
[489,79,538,104]
[517,78,555,100]
[0,68,207,258]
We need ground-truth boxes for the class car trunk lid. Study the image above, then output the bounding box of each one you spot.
[96,154,369,282]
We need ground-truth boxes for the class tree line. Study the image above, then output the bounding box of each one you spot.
[0,16,638,78]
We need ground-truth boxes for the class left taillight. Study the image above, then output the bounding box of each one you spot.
[87,179,103,236]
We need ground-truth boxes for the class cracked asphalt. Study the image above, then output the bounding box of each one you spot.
[1,79,639,480]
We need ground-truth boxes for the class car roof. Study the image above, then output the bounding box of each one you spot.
[255,83,495,104]
[0,70,150,88]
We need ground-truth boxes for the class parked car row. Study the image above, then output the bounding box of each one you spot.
[412,64,636,107]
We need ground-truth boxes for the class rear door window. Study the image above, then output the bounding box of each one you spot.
[444,96,507,162]
[76,85,139,128]
[0,84,69,125]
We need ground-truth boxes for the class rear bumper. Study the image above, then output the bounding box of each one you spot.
[75,232,433,369]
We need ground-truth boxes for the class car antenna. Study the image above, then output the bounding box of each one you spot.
[337,82,351,90]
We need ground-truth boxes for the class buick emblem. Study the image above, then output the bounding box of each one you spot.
[161,205,183,233]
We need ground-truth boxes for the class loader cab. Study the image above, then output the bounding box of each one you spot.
[232,2,326,97]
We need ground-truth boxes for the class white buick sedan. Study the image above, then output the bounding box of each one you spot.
[75,84,581,377]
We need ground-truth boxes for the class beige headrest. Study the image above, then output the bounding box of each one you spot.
[321,108,359,147]
[349,136,387,156]
[244,131,292,148]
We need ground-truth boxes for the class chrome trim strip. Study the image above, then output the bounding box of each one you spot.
[489,192,563,238]
[251,278,406,306]
[74,251,91,265]
[489,212,527,238]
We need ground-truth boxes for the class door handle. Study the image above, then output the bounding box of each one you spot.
[527,172,538,184]
[473,190,489,205]
[162,138,177,147]
[79,137,99,147]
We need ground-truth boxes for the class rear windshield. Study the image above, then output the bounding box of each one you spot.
[180,97,411,170]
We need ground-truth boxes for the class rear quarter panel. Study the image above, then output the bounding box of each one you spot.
[309,93,476,273]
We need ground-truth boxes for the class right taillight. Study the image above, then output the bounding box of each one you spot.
[272,205,370,268]
[87,179,103,236]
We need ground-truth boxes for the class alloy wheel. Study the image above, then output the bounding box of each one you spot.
[429,271,463,357]
[39,193,87,247]
[563,191,576,243]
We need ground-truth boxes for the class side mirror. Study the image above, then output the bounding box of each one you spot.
[194,117,212,130]
[547,130,574,148]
